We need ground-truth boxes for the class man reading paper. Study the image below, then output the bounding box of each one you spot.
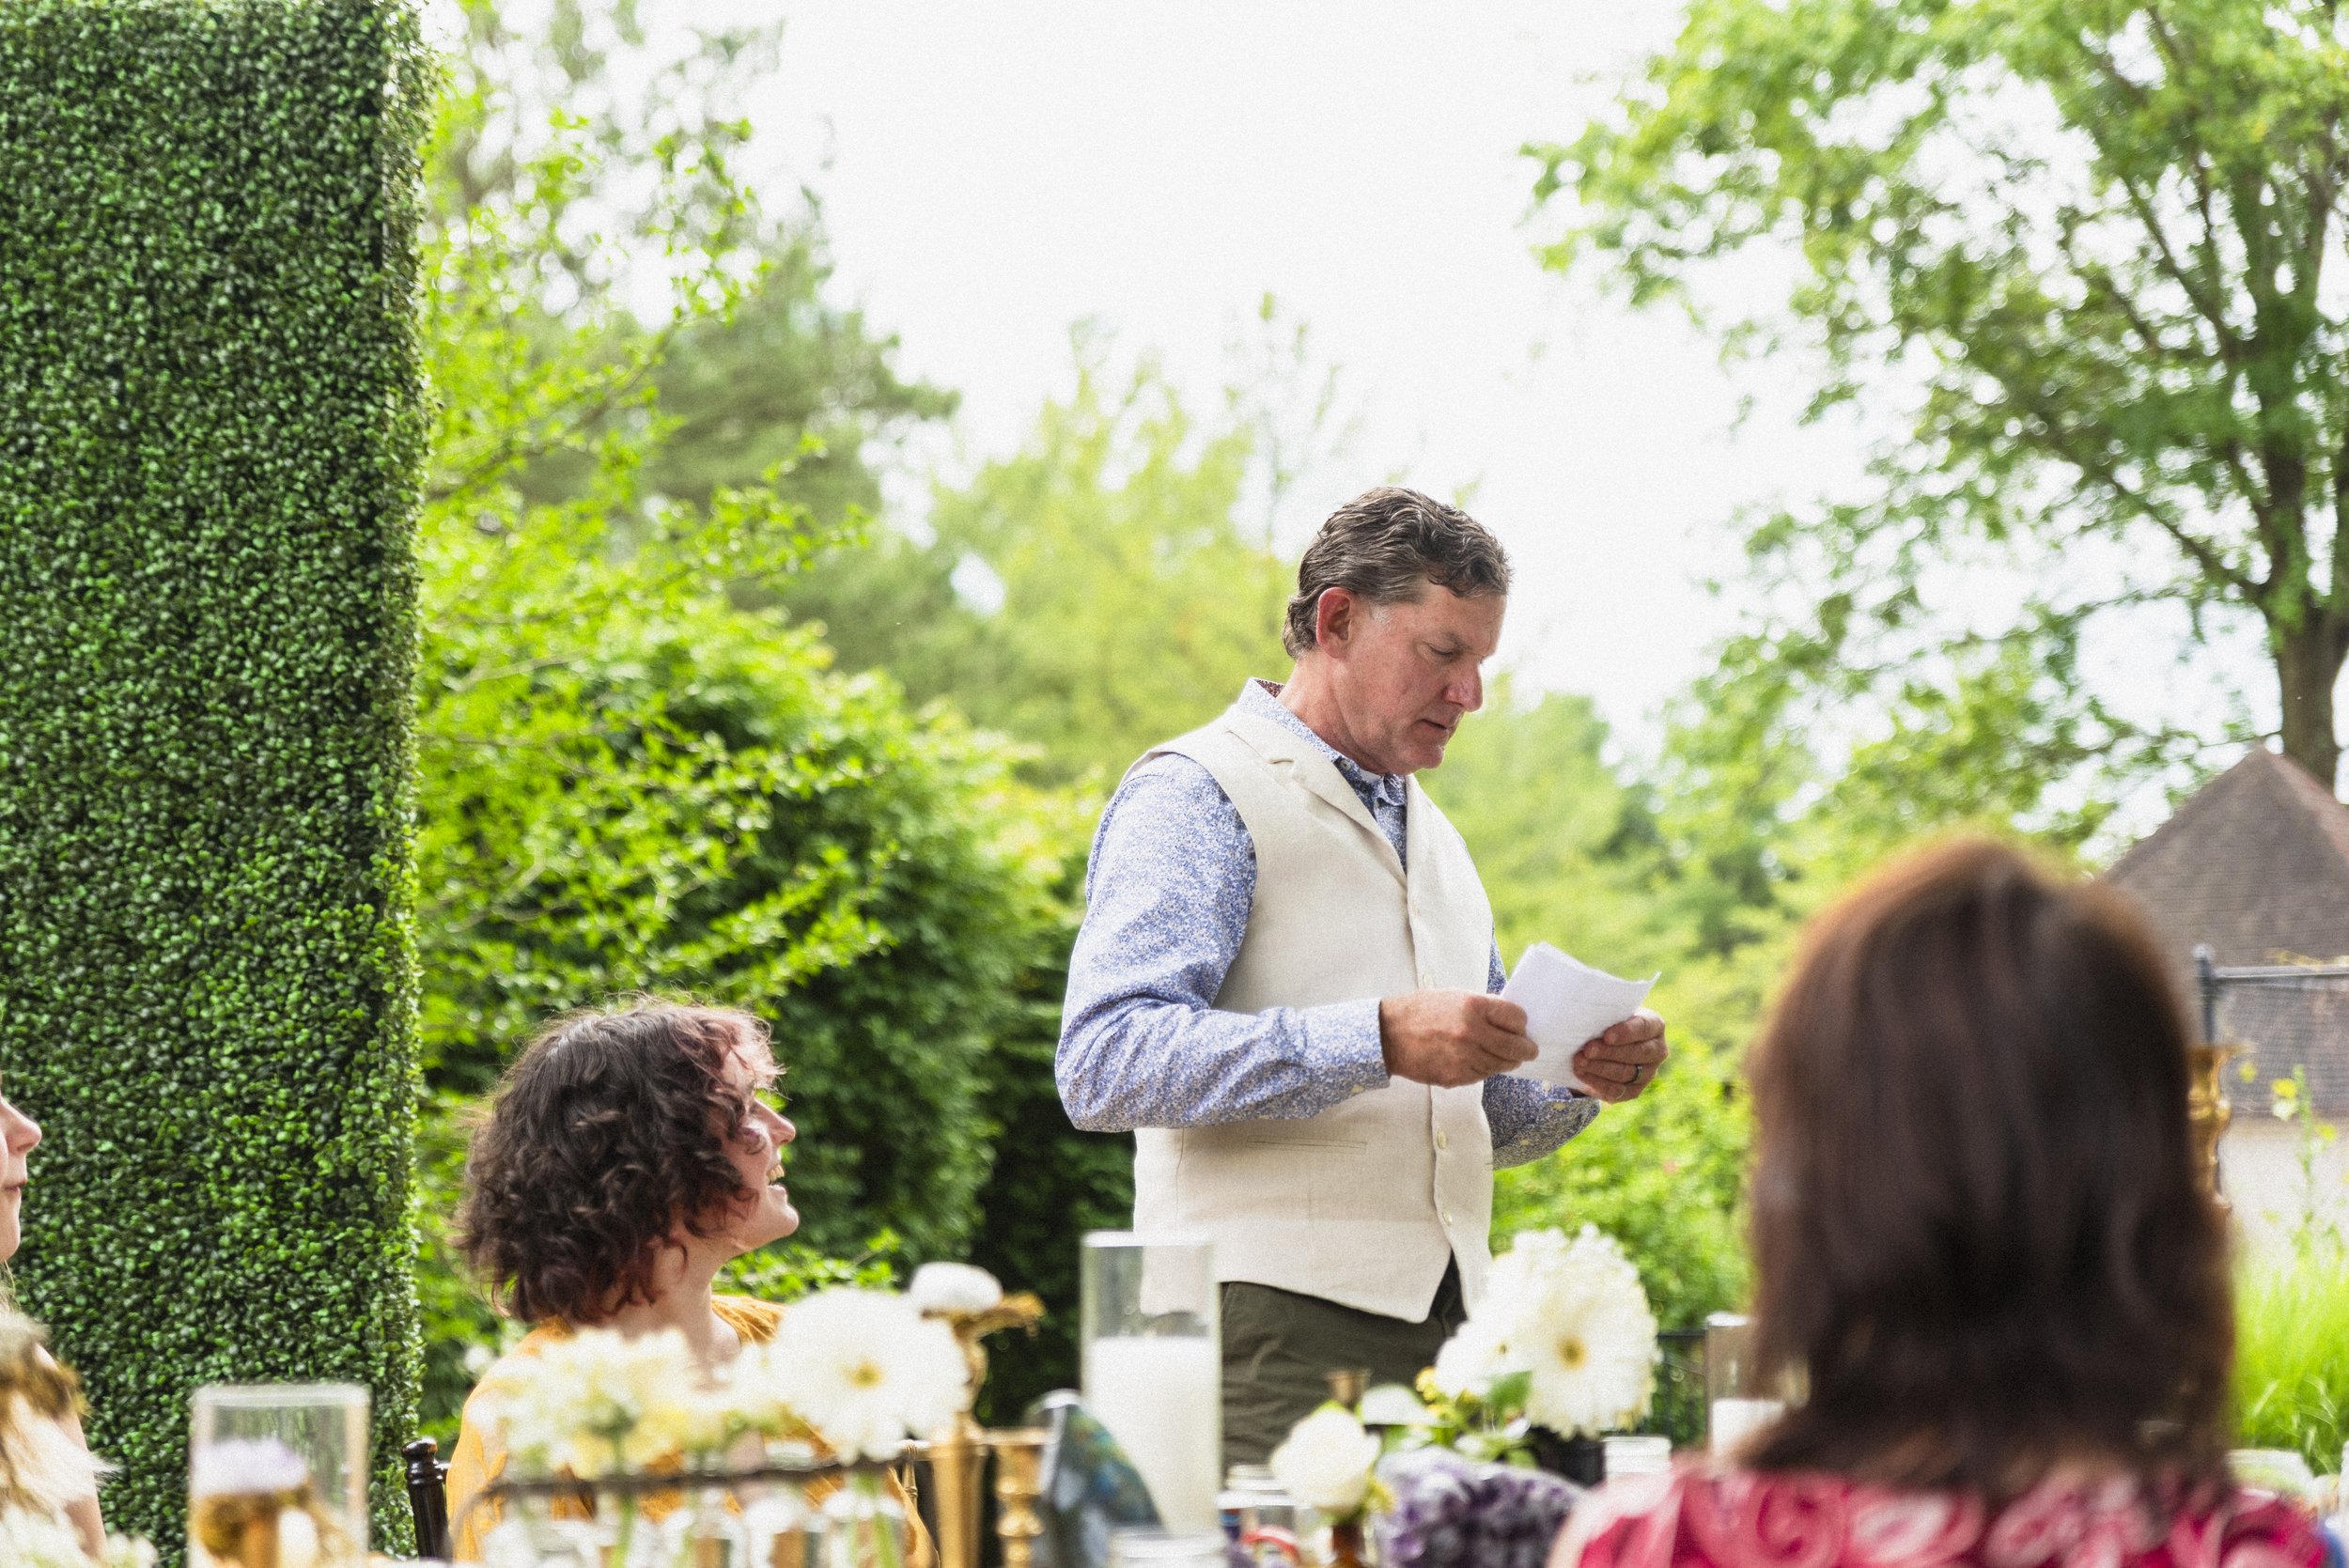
[1056,488,1669,1467]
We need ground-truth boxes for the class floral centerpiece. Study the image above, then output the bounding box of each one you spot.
[1427,1226,1657,1459]
[188,1437,350,1568]
[474,1282,971,1568]
[1264,1226,1658,1568]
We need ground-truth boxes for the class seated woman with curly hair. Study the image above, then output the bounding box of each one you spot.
[445,998,846,1560]
[1551,840,2329,1568]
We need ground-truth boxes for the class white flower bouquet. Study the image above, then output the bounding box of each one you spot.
[476,1286,971,1568]
[485,1327,736,1482]
[1268,1405,1384,1519]
[0,1506,155,1568]
[752,1288,970,1464]
[1263,1228,1656,1568]
[1430,1226,1657,1441]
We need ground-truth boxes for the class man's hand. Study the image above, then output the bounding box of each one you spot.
[1377,991,1537,1088]
[1571,1008,1668,1103]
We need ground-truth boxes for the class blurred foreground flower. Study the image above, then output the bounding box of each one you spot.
[755,1288,969,1461]
[484,1327,709,1479]
[908,1263,1003,1316]
[1269,1404,1382,1516]
[1432,1226,1656,1438]
[1375,1447,1577,1568]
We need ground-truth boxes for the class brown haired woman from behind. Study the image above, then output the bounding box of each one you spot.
[1550,840,2326,1568]
[443,999,806,1560]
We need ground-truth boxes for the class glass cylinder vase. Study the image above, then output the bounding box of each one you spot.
[1080,1233,1220,1534]
[821,1476,908,1568]
[1703,1313,1782,1458]
[187,1383,370,1568]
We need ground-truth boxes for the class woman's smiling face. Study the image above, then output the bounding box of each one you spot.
[719,1034,798,1253]
[0,1088,42,1263]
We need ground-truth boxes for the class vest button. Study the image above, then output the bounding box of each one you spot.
[1435,1130,1449,1151]
[1442,1209,1456,1227]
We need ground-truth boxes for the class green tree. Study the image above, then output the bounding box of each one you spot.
[407,0,1070,1431]
[1532,0,2349,788]
[1426,682,1677,976]
[1436,684,1754,1365]
[787,346,1296,784]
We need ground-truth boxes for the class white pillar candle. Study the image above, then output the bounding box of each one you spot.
[1084,1335,1222,1532]
[1709,1397,1785,1457]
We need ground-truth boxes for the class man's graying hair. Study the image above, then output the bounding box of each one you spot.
[1283,488,1511,658]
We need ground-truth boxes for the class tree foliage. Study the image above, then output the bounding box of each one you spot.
[1533,0,2349,790]
[407,0,1063,1428]
[786,346,1295,784]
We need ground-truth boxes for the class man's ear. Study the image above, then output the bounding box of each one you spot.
[1315,586,1356,652]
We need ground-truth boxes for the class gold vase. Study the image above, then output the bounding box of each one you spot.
[2186,1041,2243,1208]
[921,1292,1044,1568]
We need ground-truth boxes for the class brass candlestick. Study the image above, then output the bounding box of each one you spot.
[989,1429,1049,1568]
[922,1292,1045,1568]
[2186,1041,2243,1209]
[1324,1368,1369,1410]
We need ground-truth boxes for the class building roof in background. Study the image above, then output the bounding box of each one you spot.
[2105,746,2349,1116]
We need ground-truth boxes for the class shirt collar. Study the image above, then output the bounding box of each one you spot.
[1237,679,1409,810]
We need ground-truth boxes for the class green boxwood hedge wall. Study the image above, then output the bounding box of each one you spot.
[0,0,429,1555]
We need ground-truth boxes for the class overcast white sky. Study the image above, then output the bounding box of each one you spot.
[717,2,1882,755]
[425,0,2276,817]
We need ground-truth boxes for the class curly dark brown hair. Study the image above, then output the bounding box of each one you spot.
[455,999,774,1324]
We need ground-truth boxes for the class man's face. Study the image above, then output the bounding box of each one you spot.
[1324,584,1504,775]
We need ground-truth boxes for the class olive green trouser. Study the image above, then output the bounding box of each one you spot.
[1219,1263,1467,1469]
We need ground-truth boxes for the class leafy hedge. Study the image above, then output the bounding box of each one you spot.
[0,0,429,1556]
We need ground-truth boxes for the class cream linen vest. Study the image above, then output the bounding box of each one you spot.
[1129,704,1497,1322]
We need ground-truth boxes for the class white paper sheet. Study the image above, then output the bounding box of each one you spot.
[1501,942,1658,1091]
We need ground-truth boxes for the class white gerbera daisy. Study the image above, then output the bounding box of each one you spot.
[1428,1312,1512,1400]
[1432,1225,1657,1437]
[757,1289,970,1461]
[1510,1229,1657,1436]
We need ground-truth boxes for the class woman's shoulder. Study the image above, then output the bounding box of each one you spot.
[1550,1465,2328,1568]
[457,1324,571,1418]
[0,1395,103,1512]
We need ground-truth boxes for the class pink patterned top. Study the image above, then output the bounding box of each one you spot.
[1550,1466,2326,1568]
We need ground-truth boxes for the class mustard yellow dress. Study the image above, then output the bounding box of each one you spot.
[447,1296,931,1564]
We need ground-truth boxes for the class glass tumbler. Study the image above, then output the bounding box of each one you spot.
[1703,1314,1782,1459]
[1112,1528,1237,1568]
[1081,1233,1221,1534]
[188,1382,370,1568]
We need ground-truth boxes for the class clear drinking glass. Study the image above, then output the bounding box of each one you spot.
[187,1382,370,1568]
[1112,1528,1237,1568]
[1081,1233,1221,1534]
[1603,1435,1672,1476]
[1703,1313,1782,1458]
[2227,1448,2317,1499]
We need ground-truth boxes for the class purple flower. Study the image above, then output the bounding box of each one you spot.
[1377,1451,1580,1568]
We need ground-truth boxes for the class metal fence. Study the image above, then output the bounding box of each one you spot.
[2195,946,2349,1119]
